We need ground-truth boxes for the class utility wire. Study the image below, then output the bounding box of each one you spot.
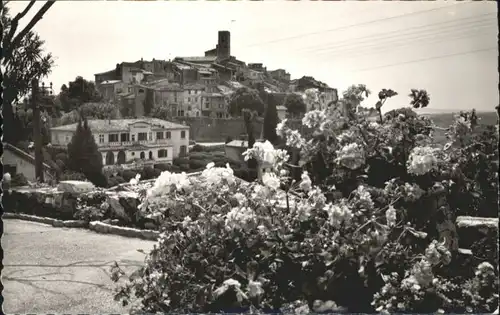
[350,47,496,73]
[245,2,467,48]
[312,21,496,59]
[319,29,495,62]
[302,12,496,53]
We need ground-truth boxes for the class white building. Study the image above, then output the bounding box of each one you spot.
[50,118,190,167]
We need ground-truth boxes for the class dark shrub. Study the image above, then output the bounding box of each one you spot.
[60,171,87,181]
[190,144,204,152]
[120,170,137,182]
[179,164,190,172]
[107,175,126,187]
[173,157,189,166]
[11,173,29,186]
[189,159,207,170]
[140,167,158,180]
[154,163,171,171]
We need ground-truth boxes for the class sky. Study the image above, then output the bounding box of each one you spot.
[7,0,499,113]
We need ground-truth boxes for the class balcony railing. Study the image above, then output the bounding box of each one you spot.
[97,139,172,147]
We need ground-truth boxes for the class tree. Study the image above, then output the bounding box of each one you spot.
[1,2,56,144]
[143,89,154,116]
[67,117,107,187]
[283,93,306,118]
[59,76,102,112]
[55,102,119,126]
[263,102,279,144]
[228,87,265,149]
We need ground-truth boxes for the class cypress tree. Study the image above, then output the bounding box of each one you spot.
[67,117,107,187]
[263,102,279,144]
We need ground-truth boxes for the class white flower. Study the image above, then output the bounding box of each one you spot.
[247,280,264,298]
[243,141,289,168]
[276,119,287,137]
[233,192,248,206]
[385,205,397,227]
[407,146,439,175]
[324,201,353,228]
[285,129,306,149]
[147,171,190,197]
[299,171,312,192]
[302,110,327,130]
[201,163,235,186]
[335,143,365,170]
[182,216,192,228]
[262,172,280,190]
[225,207,257,231]
[129,173,141,185]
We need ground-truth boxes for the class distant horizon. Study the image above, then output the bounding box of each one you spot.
[7,1,499,113]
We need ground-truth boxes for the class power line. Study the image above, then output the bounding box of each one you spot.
[320,29,495,62]
[312,21,496,59]
[302,12,496,54]
[245,2,467,48]
[350,47,496,73]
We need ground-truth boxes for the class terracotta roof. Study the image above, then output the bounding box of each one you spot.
[183,83,206,90]
[100,80,122,85]
[51,118,189,133]
[175,56,217,63]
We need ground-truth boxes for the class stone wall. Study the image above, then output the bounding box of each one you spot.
[172,117,305,142]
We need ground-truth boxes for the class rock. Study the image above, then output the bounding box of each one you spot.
[106,194,132,223]
[110,219,120,225]
[141,230,160,240]
[102,219,112,224]
[63,220,87,228]
[57,181,95,194]
[90,221,109,234]
[52,220,64,227]
[456,216,499,249]
[144,222,157,230]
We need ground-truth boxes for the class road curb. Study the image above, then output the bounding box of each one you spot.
[3,212,159,241]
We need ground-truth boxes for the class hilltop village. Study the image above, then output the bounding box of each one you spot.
[93,30,338,119]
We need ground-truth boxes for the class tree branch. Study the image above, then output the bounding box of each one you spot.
[4,0,36,46]
[3,0,55,64]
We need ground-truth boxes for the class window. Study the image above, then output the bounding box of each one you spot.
[138,132,147,141]
[108,133,119,142]
[188,97,191,102]
[166,131,171,139]
[181,130,186,139]
[205,103,210,109]
[120,133,130,142]
[148,132,152,141]
[99,134,104,143]
[156,131,164,140]
[128,87,132,93]
[139,89,145,94]
[158,149,168,158]
[131,134,136,142]
[196,112,200,117]
[188,106,192,111]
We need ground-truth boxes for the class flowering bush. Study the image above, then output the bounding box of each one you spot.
[110,85,498,313]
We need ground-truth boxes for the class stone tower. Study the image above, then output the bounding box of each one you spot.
[217,31,231,60]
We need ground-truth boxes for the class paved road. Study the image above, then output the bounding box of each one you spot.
[2,219,156,313]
